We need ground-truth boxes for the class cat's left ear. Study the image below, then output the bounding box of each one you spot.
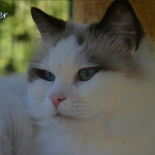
[90,0,144,51]
[31,7,66,40]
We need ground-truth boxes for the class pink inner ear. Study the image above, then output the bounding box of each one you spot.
[49,93,66,109]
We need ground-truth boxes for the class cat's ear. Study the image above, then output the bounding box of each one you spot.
[91,0,143,51]
[31,7,66,40]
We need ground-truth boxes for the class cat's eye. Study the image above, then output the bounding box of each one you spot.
[79,67,98,81]
[30,68,55,82]
[44,70,55,81]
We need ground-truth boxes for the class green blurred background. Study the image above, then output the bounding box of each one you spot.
[0,0,71,75]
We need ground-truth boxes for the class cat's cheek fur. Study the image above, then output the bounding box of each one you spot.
[79,68,155,130]
[27,80,49,104]
[27,79,56,121]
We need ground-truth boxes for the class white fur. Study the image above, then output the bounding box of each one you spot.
[27,35,155,155]
[0,74,27,96]
[1,4,155,155]
[0,84,32,155]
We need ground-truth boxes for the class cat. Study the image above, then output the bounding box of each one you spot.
[1,0,155,155]
[27,0,155,154]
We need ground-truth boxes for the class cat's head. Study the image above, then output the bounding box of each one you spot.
[27,0,151,134]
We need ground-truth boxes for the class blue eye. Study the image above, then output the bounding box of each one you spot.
[44,70,55,81]
[79,67,97,81]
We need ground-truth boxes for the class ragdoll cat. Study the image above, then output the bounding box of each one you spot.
[1,0,155,155]
[27,0,155,154]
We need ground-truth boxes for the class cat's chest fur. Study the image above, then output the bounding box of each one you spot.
[34,123,155,155]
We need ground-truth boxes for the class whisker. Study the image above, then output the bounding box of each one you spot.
[85,102,131,110]
[86,111,109,120]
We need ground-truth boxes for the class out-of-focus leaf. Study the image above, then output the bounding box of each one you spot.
[13,32,30,42]
[5,59,16,74]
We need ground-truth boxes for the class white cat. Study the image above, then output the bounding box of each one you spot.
[27,0,155,154]
[1,0,155,155]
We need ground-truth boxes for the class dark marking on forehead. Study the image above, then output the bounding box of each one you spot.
[76,34,84,46]
[43,22,86,47]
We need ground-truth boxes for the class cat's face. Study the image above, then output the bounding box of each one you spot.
[27,1,147,133]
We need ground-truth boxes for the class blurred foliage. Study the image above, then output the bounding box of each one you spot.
[0,0,70,75]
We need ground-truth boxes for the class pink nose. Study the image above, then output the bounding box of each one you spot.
[49,93,66,109]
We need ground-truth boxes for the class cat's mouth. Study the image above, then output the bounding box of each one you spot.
[55,113,78,121]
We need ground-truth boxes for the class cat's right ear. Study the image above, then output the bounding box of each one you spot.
[89,0,143,51]
[31,7,66,40]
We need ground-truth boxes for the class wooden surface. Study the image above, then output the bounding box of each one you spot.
[73,0,155,43]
